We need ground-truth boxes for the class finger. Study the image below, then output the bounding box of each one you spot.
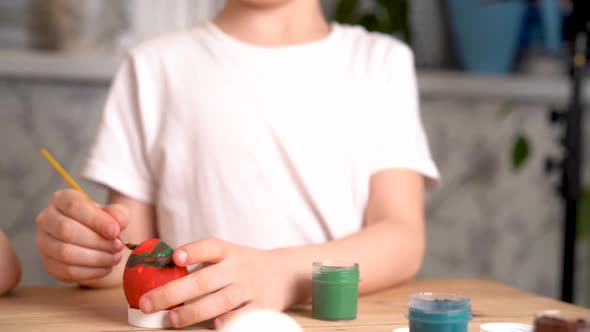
[168,284,250,328]
[41,255,112,283]
[102,204,129,230]
[173,237,231,266]
[214,302,262,329]
[37,231,122,267]
[141,261,233,313]
[37,206,123,253]
[52,189,121,239]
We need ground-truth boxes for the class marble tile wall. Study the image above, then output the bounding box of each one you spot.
[0,1,29,49]
[0,79,109,286]
[1,78,588,307]
[1,1,222,54]
[420,99,573,301]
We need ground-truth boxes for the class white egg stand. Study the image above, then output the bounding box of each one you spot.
[128,307,172,329]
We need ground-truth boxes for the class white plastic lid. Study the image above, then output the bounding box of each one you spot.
[480,322,533,332]
[128,307,172,328]
[218,309,303,332]
[392,327,409,332]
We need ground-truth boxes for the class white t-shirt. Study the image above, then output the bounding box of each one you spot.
[82,22,439,250]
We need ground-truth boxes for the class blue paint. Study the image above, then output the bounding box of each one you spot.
[407,293,471,332]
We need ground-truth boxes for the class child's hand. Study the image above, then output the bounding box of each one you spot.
[35,189,128,283]
[137,238,295,329]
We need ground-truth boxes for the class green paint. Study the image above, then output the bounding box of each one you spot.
[126,240,175,268]
[311,262,359,321]
[408,293,471,332]
[150,241,173,256]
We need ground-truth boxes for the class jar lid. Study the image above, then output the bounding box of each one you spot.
[534,310,590,332]
[408,292,470,313]
[480,323,533,332]
[312,261,359,283]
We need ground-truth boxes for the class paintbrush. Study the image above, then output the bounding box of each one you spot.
[40,148,137,250]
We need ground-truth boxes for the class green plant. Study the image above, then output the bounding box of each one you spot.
[502,102,531,171]
[333,0,410,42]
[512,134,530,170]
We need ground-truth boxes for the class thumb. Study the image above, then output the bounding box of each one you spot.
[102,204,129,231]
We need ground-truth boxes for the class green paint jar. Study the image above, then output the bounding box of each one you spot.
[407,293,471,332]
[311,261,360,321]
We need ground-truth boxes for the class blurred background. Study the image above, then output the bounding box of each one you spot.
[0,0,589,307]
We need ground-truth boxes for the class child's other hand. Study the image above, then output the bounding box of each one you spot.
[138,238,294,329]
[35,189,128,283]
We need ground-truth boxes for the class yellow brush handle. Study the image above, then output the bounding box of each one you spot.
[40,148,91,201]
[40,148,134,248]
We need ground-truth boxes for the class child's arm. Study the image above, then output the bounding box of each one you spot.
[138,168,425,328]
[35,189,156,288]
[276,168,425,302]
[0,230,22,295]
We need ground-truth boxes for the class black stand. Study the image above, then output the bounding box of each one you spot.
[560,32,586,303]
[546,0,588,303]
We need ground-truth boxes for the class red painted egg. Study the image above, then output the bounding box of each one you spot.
[122,239,189,309]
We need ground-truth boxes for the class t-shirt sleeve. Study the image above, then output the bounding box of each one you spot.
[371,45,440,190]
[81,54,157,203]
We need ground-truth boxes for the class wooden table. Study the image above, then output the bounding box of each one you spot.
[1,279,589,331]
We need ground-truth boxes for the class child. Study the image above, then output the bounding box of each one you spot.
[35,0,439,328]
[0,229,21,295]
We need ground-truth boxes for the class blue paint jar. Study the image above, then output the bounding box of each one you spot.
[407,293,471,332]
